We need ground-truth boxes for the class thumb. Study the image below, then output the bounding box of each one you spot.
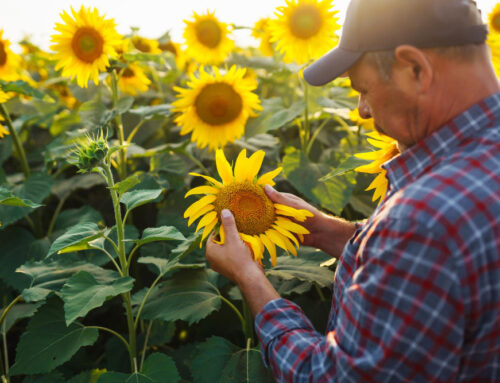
[220,209,240,243]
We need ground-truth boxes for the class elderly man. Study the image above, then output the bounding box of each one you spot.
[206,0,500,381]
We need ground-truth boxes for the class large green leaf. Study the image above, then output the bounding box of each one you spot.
[135,269,221,325]
[266,256,334,288]
[132,226,185,247]
[138,256,204,276]
[0,186,42,208]
[190,336,273,383]
[51,173,104,200]
[0,226,37,290]
[18,257,121,303]
[61,271,134,325]
[0,173,53,228]
[319,155,370,181]
[0,80,46,99]
[9,296,98,376]
[0,302,42,335]
[97,353,179,383]
[282,147,356,214]
[47,222,104,256]
[121,189,163,212]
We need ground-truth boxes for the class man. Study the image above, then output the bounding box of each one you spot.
[206,0,500,381]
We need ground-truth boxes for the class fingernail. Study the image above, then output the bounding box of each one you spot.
[221,209,231,218]
[265,184,275,193]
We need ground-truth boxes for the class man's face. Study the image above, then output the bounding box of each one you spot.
[347,56,418,148]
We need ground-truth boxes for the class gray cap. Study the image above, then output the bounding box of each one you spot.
[303,0,488,86]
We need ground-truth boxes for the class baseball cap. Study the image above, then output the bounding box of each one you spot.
[303,0,488,86]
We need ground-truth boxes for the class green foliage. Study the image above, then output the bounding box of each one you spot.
[47,222,105,256]
[120,189,163,212]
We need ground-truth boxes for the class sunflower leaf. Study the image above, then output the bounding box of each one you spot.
[319,155,370,181]
[120,189,163,212]
[47,222,104,257]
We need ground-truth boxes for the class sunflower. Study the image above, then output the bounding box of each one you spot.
[489,3,500,36]
[50,6,122,88]
[252,18,274,57]
[172,65,262,150]
[117,64,151,96]
[159,39,187,71]
[184,149,313,265]
[0,120,9,139]
[183,11,234,64]
[268,0,340,64]
[131,36,162,54]
[0,30,21,81]
[354,131,400,203]
[488,33,500,78]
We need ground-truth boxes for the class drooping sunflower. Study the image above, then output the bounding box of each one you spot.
[50,6,122,88]
[268,0,340,64]
[0,30,21,81]
[184,149,313,265]
[252,18,274,57]
[118,64,151,96]
[489,3,500,36]
[354,131,400,203]
[132,36,162,54]
[183,11,234,65]
[172,65,262,150]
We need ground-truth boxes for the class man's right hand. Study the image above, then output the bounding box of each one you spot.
[264,185,358,258]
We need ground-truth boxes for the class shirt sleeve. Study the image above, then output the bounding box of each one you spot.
[254,217,464,383]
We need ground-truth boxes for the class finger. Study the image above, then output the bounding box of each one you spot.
[264,184,283,203]
[220,209,240,244]
[265,184,300,206]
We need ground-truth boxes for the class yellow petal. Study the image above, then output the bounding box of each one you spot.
[245,150,265,182]
[184,195,217,218]
[200,218,218,246]
[234,149,248,181]
[185,185,219,198]
[275,217,310,234]
[188,204,215,227]
[257,167,282,186]
[297,233,304,243]
[189,172,223,188]
[195,211,218,233]
[272,224,299,248]
[240,233,263,262]
[260,233,277,266]
[265,228,288,253]
[215,149,233,185]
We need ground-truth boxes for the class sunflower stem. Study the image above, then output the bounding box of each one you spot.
[183,149,210,175]
[0,103,30,179]
[302,79,311,155]
[102,162,137,372]
[110,70,127,181]
[220,294,247,344]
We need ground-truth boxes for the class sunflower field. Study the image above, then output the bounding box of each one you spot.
[0,1,499,382]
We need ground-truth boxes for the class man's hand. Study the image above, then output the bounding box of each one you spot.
[205,209,280,316]
[264,185,357,258]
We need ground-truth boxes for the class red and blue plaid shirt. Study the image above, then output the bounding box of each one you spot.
[255,91,500,382]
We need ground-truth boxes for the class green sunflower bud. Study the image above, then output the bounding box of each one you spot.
[72,130,109,173]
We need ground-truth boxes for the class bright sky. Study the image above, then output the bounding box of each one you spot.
[1,0,495,51]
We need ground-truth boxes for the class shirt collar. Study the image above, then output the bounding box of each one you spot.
[382,91,500,192]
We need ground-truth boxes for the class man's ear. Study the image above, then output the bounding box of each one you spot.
[393,45,433,94]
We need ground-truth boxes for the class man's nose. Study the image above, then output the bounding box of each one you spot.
[358,97,372,119]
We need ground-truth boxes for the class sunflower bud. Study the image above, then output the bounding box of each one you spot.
[72,131,109,173]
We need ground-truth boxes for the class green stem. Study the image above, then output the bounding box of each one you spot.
[102,163,136,372]
[183,150,209,175]
[2,329,8,382]
[90,246,123,276]
[220,295,247,343]
[86,325,130,356]
[305,118,330,157]
[134,274,162,329]
[241,295,254,344]
[139,321,153,371]
[0,104,30,178]
[110,70,127,181]
[46,196,67,237]
[0,295,22,331]
[126,244,140,274]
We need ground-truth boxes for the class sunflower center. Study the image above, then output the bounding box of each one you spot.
[133,38,152,53]
[0,42,6,66]
[195,19,222,48]
[195,82,243,126]
[289,4,323,39]
[493,14,500,33]
[159,42,177,55]
[214,181,275,236]
[122,68,135,78]
[71,27,104,63]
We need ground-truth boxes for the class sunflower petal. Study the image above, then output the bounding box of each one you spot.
[265,228,288,253]
[275,217,310,234]
[200,218,218,246]
[195,211,218,233]
[257,167,282,186]
[184,194,217,218]
[240,233,263,262]
[260,233,277,266]
[188,204,215,227]
[234,149,248,181]
[216,149,233,185]
[185,185,219,198]
[272,224,299,247]
[189,172,223,188]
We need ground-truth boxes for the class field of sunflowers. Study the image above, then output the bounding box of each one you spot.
[0,1,499,382]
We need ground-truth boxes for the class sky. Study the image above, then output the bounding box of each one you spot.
[1,0,495,52]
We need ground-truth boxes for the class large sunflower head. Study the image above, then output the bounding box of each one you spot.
[354,131,400,203]
[117,63,151,96]
[50,6,122,88]
[252,18,274,57]
[183,11,234,64]
[489,3,500,36]
[0,30,21,81]
[268,0,340,64]
[184,149,313,265]
[172,65,262,151]
[132,36,162,54]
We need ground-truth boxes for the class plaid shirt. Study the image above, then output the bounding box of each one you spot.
[255,91,500,382]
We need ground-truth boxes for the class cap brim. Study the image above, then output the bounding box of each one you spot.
[303,47,363,86]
